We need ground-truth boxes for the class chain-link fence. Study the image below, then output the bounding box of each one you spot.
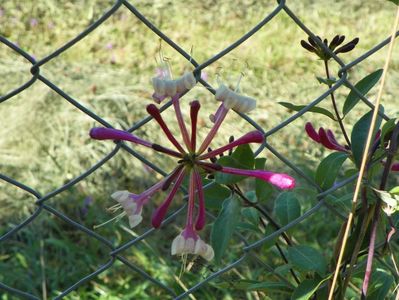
[0,0,398,299]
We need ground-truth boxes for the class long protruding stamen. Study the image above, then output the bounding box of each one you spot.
[152,169,186,228]
[146,104,186,153]
[198,103,229,154]
[220,167,296,190]
[90,127,152,148]
[193,169,206,230]
[152,144,183,158]
[190,100,200,151]
[172,94,192,151]
[199,130,264,160]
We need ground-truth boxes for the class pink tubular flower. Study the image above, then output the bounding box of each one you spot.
[305,122,348,152]
[90,88,296,260]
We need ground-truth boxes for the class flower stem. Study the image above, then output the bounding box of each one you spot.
[323,60,351,147]
[361,122,399,297]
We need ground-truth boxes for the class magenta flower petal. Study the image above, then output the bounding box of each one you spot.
[199,130,264,160]
[90,127,152,147]
[391,163,399,171]
[193,169,206,230]
[198,103,229,154]
[318,128,340,150]
[220,167,296,189]
[152,169,186,228]
[172,94,192,151]
[147,104,185,153]
[326,129,347,152]
[190,100,201,151]
[305,122,321,143]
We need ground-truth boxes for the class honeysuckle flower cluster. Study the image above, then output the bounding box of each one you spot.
[305,122,349,152]
[90,72,295,261]
[305,122,399,171]
[300,35,359,61]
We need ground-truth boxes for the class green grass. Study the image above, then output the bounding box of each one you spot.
[1,0,399,299]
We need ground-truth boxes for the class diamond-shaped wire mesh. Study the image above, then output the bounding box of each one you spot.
[0,1,397,299]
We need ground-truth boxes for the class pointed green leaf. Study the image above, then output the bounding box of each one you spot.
[203,181,231,209]
[380,118,397,144]
[287,245,327,276]
[274,192,301,226]
[367,270,394,300]
[351,109,383,168]
[315,152,348,190]
[343,69,383,115]
[291,278,330,300]
[248,281,292,292]
[241,207,259,226]
[278,102,336,121]
[211,195,241,264]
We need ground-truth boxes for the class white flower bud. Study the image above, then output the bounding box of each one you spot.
[128,214,143,228]
[194,239,215,261]
[111,190,130,204]
[215,84,256,113]
[171,235,185,255]
[152,72,196,99]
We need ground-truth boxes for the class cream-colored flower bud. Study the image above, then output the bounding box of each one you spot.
[111,190,130,204]
[152,77,166,95]
[128,214,143,228]
[164,80,177,96]
[215,84,256,113]
[171,235,185,255]
[194,239,215,261]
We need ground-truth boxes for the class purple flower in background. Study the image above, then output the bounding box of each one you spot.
[90,75,295,260]
[0,8,4,17]
[105,42,113,50]
[79,196,93,218]
[30,18,38,27]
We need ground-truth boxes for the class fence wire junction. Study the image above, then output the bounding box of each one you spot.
[0,0,398,299]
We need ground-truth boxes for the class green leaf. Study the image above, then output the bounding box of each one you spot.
[248,281,292,292]
[203,181,231,209]
[325,193,352,212]
[274,192,301,226]
[343,69,383,115]
[351,109,383,168]
[287,245,327,276]
[241,207,259,226]
[367,270,394,300]
[315,152,348,190]
[291,278,330,300]
[380,118,397,144]
[255,158,273,201]
[231,143,254,169]
[278,102,336,121]
[213,279,259,290]
[387,0,399,5]
[215,144,254,184]
[211,195,241,264]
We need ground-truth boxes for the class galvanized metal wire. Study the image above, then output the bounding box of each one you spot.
[1,1,397,299]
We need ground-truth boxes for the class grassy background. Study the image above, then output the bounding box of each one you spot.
[1,0,399,299]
